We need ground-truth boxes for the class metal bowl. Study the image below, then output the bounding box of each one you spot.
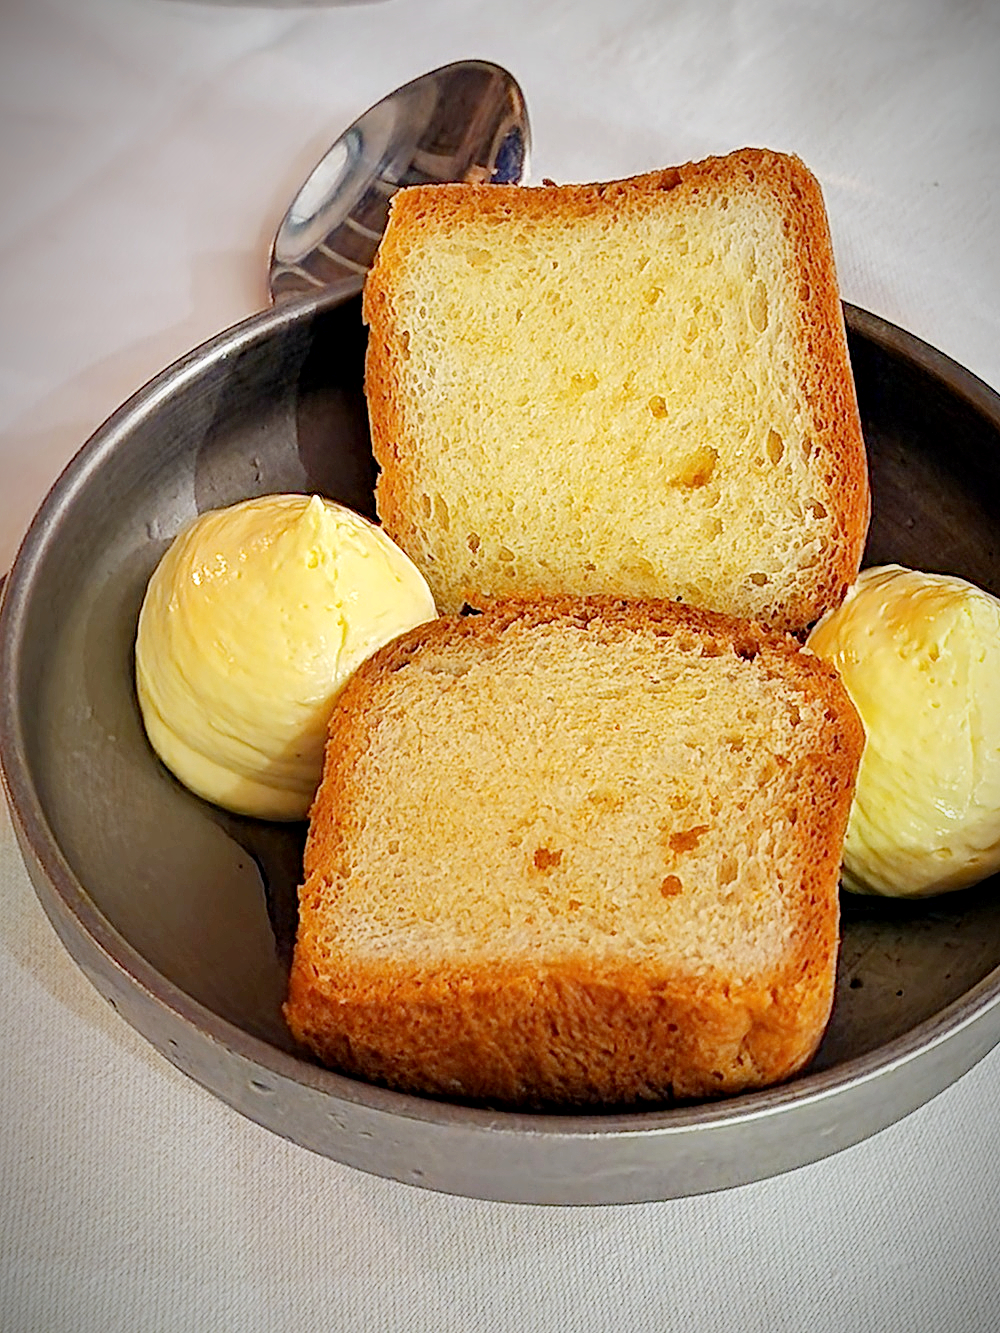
[3,281,1000,1205]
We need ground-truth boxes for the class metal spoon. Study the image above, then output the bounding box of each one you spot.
[267,60,530,303]
[0,62,530,596]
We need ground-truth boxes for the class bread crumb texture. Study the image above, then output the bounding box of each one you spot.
[364,148,869,631]
[285,596,862,1108]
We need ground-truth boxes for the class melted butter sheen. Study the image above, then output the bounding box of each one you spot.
[808,564,1000,897]
[135,494,436,820]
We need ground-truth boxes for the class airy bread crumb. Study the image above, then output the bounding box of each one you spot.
[285,597,863,1108]
[363,148,869,631]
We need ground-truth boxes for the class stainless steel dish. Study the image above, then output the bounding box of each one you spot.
[3,283,1000,1204]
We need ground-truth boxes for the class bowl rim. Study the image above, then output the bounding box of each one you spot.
[3,289,1000,1141]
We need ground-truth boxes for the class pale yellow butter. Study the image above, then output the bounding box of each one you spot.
[135,493,436,820]
[808,564,1000,897]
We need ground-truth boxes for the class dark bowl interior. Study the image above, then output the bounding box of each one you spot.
[5,291,1000,1109]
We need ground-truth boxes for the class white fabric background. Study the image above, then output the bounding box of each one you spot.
[2,1,999,1328]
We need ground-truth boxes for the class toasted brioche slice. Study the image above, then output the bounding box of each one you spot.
[363,148,869,631]
[284,596,863,1108]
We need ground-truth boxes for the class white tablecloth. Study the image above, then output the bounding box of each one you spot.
[2,1,999,1328]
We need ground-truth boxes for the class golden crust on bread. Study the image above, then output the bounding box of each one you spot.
[285,596,863,1108]
[363,148,870,632]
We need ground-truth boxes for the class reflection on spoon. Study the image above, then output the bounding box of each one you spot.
[268,60,530,302]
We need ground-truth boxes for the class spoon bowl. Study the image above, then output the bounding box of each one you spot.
[268,60,530,302]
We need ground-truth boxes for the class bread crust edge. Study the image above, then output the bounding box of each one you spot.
[363,147,870,631]
[285,596,862,1109]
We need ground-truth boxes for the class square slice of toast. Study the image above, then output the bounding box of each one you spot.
[284,597,863,1108]
[363,148,869,632]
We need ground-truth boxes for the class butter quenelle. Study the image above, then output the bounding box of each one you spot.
[808,564,1000,897]
[135,493,436,820]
